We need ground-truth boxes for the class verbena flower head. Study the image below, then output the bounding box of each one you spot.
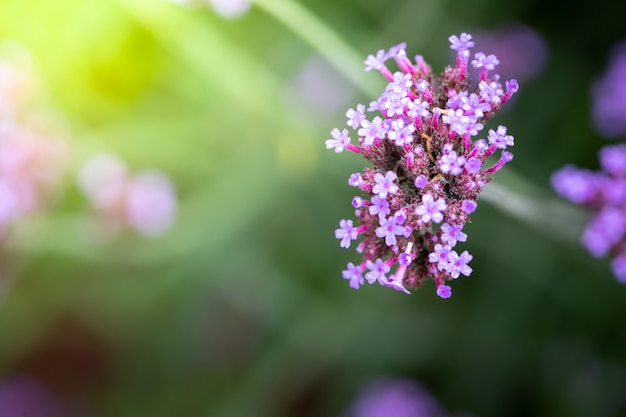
[552,144,626,283]
[326,33,519,298]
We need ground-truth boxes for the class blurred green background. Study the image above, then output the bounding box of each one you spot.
[0,0,625,416]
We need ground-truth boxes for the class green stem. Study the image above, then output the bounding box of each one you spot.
[482,176,587,243]
[119,0,283,120]
[252,0,383,98]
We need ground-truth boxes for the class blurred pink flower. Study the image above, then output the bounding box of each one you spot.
[126,170,177,237]
[345,377,446,417]
[77,153,128,212]
[0,119,67,234]
[78,153,177,238]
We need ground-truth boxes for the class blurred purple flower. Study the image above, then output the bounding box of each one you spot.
[591,41,626,138]
[285,55,356,119]
[345,377,446,417]
[126,170,177,237]
[471,24,548,83]
[0,374,63,417]
[552,143,626,282]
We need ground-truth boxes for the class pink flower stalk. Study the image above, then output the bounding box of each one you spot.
[328,33,519,298]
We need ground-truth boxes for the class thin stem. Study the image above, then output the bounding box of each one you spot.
[482,179,587,243]
[120,0,283,120]
[252,0,383,98]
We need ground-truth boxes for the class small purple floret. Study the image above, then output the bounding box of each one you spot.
[461,200,478,214]
[372,171,399,198]
[437,285,452,299]
[335,219,359,248]
[441,223,467,247]
[449,33,475,51]
[375,214,406,247]
[325,128,351,153]
[342,262,364,289]
[415,194,447,224]
[346,104,366,130]
[365,258,391,285]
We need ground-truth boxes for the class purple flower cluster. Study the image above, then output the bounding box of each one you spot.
[591,42,626,138]
[327,33,518,298]
[552,144,626,283]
